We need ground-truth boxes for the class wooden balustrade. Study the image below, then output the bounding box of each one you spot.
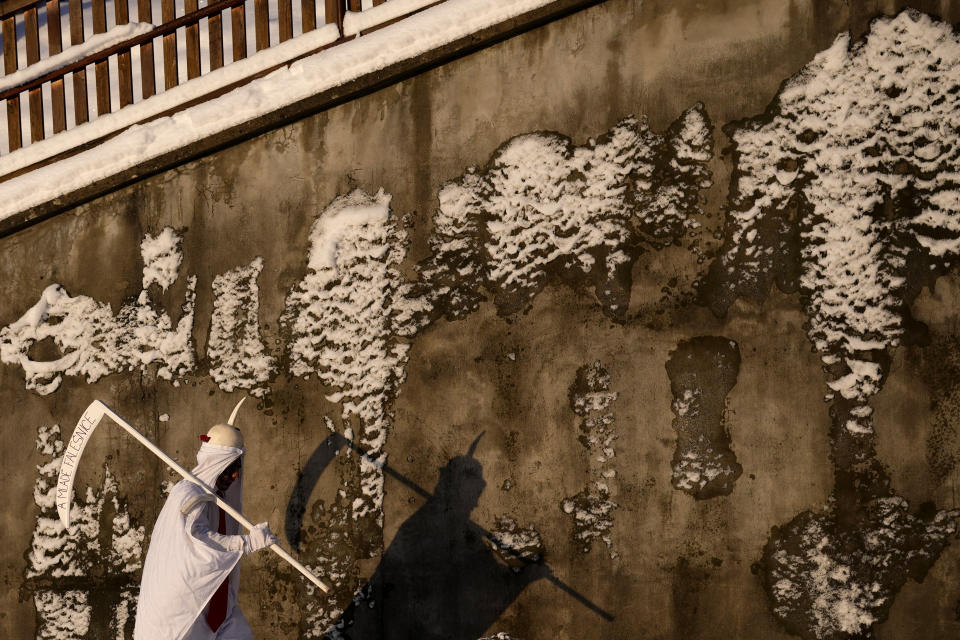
[0,0,439,156]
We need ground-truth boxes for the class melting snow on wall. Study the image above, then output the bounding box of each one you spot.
[24,424,144,640]
[561,361,620,556]
[762,500,958,640]
[281,190,430,636]
[0,228,196,395]
[421,106,712,322]
[283,188,430,525]
[706,10,960,639]
[489,516,545,567]
[208,257,276,397]
[710,10,960,433]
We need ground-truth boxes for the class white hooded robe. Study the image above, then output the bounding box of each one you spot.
[134,442,253,640]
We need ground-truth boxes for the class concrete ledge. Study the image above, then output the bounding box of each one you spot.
[0,0,605,239]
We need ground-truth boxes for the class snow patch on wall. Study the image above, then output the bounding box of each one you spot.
[208,257,276,397]
[298,495,360,639]
[34,591,91,640]
[421,106,713,321]
[283,190,430,635]
[25,424,144,639]
[283,189,430,528]
[711,10,960,432]
[0,228,196,394]
[708,11,960,638]
[561,361,620,556]
[762,499,958,640]
[141,227,183,291]
[489,516,544,566]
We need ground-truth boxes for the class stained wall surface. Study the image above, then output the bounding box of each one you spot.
[3,1,960,639]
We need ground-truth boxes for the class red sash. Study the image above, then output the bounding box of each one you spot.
[206,506,229,632]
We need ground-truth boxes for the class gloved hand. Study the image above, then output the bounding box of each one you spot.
[242,522,278,554]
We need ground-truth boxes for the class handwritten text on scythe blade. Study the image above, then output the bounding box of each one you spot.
[56,411,97,514]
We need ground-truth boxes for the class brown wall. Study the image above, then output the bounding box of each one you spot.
[3,1,960,638]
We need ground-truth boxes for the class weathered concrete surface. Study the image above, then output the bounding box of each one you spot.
[2,1,960,639]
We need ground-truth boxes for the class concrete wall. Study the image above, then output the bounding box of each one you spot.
[3,1,960,638]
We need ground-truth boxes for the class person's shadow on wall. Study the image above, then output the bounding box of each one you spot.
[286,434,550,640]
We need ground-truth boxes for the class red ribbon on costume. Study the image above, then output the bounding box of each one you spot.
[206,505,229,631]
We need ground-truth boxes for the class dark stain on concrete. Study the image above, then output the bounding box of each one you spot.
[665,336,742,499]
[914,333,960,483]
[672,556,710,638]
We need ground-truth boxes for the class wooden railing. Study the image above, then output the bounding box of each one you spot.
[0,0,407,155]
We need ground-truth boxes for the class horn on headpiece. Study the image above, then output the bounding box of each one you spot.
[228,397,246,426]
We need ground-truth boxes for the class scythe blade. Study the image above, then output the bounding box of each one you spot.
[56,400,108,529]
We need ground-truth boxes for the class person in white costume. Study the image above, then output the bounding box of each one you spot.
[134,402,278,640]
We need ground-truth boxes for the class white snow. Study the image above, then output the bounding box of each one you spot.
[307,201,390,273]
[27,423,144,640]
[283,189,429,525]
[141,226,183,291]
[483,126,640,292]
[764,497,958,640]
[673,449,732,492]
[113,590,136,640]
[0,229,196,394]
[562,361,619,555]
[34,590,91,640]
[342,0,438,37]
[423,106,712,316]
[719,10,960,431]
[207,257,276,397]
[672,387,699,417]
[489,515,543,563]
[0,0,564,219]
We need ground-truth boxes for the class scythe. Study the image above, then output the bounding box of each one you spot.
[56,399,330,593]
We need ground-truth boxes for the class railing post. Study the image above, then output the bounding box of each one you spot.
[301,0,315,33]
[278,0,292,42]
[138,0,156,98]
[184,0,201,79]
[324,0,343,34]
[161,0,178,88]
[46,0,67,132]
[116,0,135,106]
[92,0,111,115]
[24,4,45,142]
[68,0,89,125]
[209,4,224,70]
[2,15,22,151]
[254,0,269,51]
[231,0,246,61]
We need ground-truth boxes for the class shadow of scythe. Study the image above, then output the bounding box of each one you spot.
[284,431,615,621]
